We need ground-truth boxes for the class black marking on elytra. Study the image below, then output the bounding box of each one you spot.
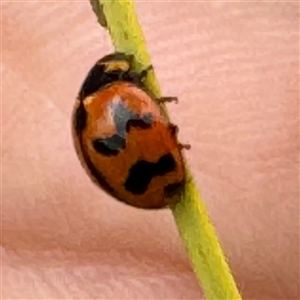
[93,134,126,156]
[125,119,152,132]
[110,99,153,137]
[89,99,153,158]
[74,102,87,133]
[102,134,126,151]
[155,154,176,175]
[164,181,184,198]
[124,160,154,195]
[124,153,176,195]
[78,135,116,196]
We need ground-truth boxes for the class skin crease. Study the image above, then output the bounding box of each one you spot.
[1,1,299,299]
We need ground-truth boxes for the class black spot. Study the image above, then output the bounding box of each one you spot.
[155,154,176,176]
[124,153,177,195]
[164,181,184,198]
[93,140,119,156]
[110,100,153,137]
[93,134,126,156]
[125,119,152,132]
[124,160,155,195]
[74,102,87,133]
[80,141,116,195]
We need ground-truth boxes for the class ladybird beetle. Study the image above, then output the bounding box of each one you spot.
[72,52,190,209]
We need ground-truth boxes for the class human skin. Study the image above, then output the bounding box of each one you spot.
[1,1,299,299]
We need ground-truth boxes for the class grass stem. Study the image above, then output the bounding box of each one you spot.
[89,1,242,299]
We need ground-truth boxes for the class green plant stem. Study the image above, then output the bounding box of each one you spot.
[90,1,242,299]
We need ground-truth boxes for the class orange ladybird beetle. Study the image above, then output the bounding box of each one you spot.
[72,52,190,209]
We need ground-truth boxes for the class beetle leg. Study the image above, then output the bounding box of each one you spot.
[168,123,179,136]
[178,143,191,150]
[169,125,190,150]
[126,65,153,83]
[156,97,178,104]
[126,54,135,64]
[139,65,154,80]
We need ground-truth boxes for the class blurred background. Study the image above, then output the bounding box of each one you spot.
[2,1,299,299]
